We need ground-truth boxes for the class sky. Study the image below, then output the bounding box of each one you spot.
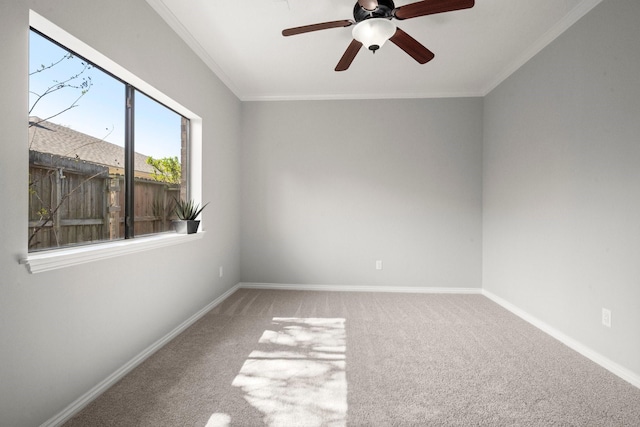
[29,30,182,160]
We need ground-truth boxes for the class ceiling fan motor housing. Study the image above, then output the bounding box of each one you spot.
[353,0,395,22]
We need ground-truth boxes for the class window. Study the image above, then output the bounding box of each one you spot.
[28,28,190,252]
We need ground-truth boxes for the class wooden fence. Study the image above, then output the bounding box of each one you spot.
[28,151,180,251]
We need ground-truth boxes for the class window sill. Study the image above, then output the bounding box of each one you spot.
[21,232,204,274]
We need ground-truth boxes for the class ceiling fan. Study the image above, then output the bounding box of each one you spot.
[282,0,474,71]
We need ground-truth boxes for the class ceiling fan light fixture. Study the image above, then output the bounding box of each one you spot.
[352,18,397,52]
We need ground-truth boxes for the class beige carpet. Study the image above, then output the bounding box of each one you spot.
[65,289,640,426]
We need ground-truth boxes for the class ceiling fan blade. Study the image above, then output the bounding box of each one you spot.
[335,39,363,71]
[358,0,379,11]
[389,27,435,64]
[282,20,353,36]
[394,0,474,20]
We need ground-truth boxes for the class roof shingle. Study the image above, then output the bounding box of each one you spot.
[28,117,156,174]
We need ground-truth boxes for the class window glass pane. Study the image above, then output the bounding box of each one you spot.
[28,30,125,251]
[133,90,187,236]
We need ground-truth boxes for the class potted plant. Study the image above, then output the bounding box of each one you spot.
[173,198,209,234]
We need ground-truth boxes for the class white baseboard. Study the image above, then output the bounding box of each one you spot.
[40,283,242,427]
[239,282,483,294]
[482,289,640,390]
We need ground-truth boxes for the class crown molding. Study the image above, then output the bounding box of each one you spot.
[145,0,242,99]
[481,0,604,96]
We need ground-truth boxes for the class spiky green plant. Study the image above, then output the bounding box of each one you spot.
[174,198,208,220]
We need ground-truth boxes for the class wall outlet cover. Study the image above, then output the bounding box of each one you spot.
[602,308,611,328]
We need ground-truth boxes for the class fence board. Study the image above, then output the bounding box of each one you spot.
[29,159,181,251]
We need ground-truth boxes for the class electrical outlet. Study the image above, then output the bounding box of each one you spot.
[375,260,383,270]
[219,266,223,278]
[602,308,611,328]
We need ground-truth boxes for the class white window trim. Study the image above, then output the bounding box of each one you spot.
[21,232,205,274]
[24,11,204,274]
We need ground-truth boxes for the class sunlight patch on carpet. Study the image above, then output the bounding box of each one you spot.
[205,412,231,427]
[231,317,347,427]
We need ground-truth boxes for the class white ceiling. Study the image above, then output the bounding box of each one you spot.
[146,0,602,101]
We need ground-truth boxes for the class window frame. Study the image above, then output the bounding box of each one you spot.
[22,10,204,273]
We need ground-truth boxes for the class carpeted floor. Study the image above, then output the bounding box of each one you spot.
[65,289,640,426]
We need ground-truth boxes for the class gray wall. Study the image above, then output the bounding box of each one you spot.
[483,0,640,376]
[0,1,241,426]
[240,99,483,288]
